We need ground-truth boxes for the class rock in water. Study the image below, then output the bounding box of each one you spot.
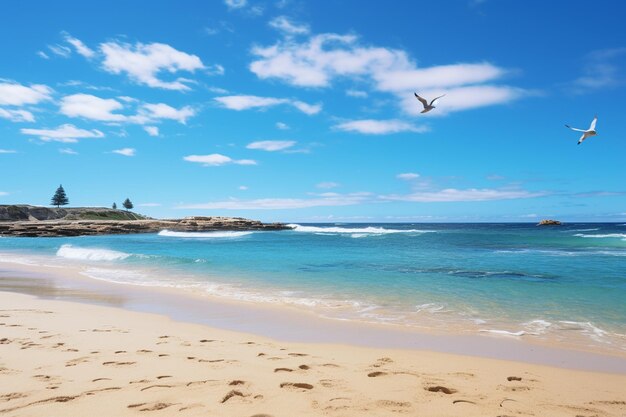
[537,219,562,226]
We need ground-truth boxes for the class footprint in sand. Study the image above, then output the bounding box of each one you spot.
[274,368,293,373]
[140,384,174,392]
[221,390,246,403]
[128,402,175,411]
[102,361,136,366]
[0,392,28,402]
[368,371,387,377]
[426,386,457,394]
[229,380,246,386]
[65,356,91,367]
[280,382,314,390]
[507,376,522,381]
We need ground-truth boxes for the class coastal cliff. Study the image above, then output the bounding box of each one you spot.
[0,205,291,237]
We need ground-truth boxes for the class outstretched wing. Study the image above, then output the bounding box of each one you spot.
[589,116,597,131]
[565,124,586,132]
[414,93,428,108]
[430,94,446,106]
[578,132,589,144]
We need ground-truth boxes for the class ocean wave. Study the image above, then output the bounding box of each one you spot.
[287,224,435,235]
[567,228,600,232]
[573,233,626,240]
[494,248,626,257]
[479,329,526,337]
[522,319,552,335]
[158,230,254,238]
[415,303,449,314]
[556,321,609,343]
[56,245,131,261]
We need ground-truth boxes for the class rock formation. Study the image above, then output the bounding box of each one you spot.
[537,219,562,226]
[0,206,292,237]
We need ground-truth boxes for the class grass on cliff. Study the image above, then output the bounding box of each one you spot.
[67,211,147,221]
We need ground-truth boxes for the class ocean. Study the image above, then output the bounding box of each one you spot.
[1,223,625,352]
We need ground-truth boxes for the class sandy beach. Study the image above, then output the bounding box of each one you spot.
[1,287,625,417]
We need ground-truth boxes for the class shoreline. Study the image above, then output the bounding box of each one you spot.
[1,260,625,374]
[1,291,626,416]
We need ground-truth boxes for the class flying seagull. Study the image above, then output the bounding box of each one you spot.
[414,93,445,114]
[565,116,597,145]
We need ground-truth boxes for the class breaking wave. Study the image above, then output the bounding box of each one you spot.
[287,224,435,235]
[56,245,131,261]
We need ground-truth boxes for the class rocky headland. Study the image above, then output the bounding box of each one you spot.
[0,205,291,237]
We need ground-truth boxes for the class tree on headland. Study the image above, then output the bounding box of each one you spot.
[112,202,117,210]
[51,185,69,208]
[122,198,133,211]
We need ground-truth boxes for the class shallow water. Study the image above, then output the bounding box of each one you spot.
[0,222,625,351]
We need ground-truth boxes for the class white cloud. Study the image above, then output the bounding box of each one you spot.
[100,41,205,90]
[0,149,17,154]
[225,0,247,9]
[48,44,72,57]
[60,93,126,122]
[20,124,104,143]
[398,85,527,116]
[178,193,369,210]
[59,148,78,155]
[64,34,95,58]
[239,185,248,190]
[59,94,195,125]
[346,89,368,98]
[0,108,35,122]
[0,82,52,106]
[250,31,527,113]
[0,191,8,196]
[144,126,159,136]
[112,148,136,157]
[569,47,626,93]
[269,16,309,35]
[214,94,321,115]
[316,182,339,189]
[334,119,427,135]
[138,103,196,124]
[276,122,289,130]
[183,153,257,166]
[246,140,295,151]
[380,188,546,203]
[396,173,420,180]
[37,51,50,59]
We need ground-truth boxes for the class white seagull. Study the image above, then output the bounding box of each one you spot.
[565,115,598,145]
[414,92,445,114]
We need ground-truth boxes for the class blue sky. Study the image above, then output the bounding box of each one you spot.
[0,0,625,222]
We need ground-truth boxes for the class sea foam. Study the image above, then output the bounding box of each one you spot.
[56,244,130,261]
[287,224,434,235]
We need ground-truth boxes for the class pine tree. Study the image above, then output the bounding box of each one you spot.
[51,185,69,208]
[112,202,117,209]
[122,198,133,211]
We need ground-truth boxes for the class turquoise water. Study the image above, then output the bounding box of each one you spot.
[1,223,625,350]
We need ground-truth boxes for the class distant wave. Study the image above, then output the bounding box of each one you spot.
[287,224,435,235]
[567,228,600,232]
[56,244,130,261]
[574,233,626,240]
[495,248,626,257]
[158,230,254,238]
